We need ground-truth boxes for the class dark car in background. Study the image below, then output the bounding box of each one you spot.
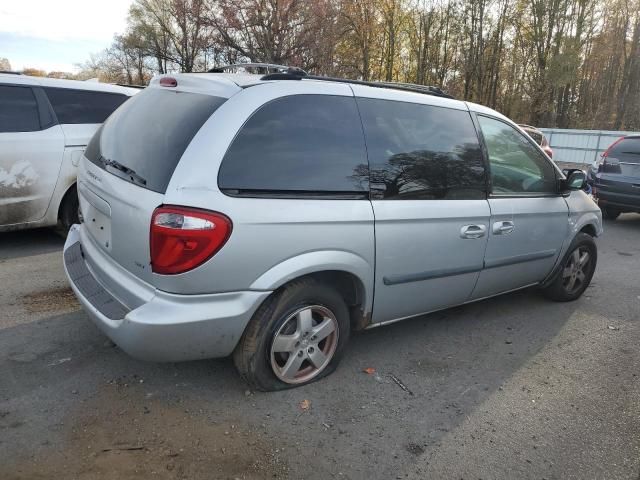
[519,124,553,159]
[590,135,640,219]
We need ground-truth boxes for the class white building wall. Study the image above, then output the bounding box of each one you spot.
[538,128,640,166]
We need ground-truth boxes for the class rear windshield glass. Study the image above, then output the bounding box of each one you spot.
[609,138,640,163]
[85,88,225,193]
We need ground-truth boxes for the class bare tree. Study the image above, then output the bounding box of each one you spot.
[73,0,640,130]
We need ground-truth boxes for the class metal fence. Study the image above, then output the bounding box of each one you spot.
[538,128,640,166]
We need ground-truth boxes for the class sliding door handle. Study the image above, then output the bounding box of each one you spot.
[460,224,487,239]
[493,221,515,235]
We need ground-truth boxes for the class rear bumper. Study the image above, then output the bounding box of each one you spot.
[63,225,271,362]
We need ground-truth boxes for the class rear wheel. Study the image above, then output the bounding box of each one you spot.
[541,233,597,302]
[601,207,620,220]
[234,278,350,391]
[58,186,79,234]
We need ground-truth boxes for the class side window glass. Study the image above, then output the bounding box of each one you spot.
[478,116,557,195]
[219,95,368,195]
[0,85,40,132]
[44,88,128,124]
[357,98,486,200]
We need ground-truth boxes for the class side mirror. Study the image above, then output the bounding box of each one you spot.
[562,169,587,191]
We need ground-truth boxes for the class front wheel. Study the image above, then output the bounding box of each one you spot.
[541,233,597,302]
[234,278,350,391]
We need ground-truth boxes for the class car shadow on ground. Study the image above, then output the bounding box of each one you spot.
[0,228,65,260]
[0,283,580,479]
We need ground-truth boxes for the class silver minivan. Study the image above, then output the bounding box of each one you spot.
[64,66,602,391]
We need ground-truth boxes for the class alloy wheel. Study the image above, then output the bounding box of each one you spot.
[562,246,591,295]
[270,305,339,384]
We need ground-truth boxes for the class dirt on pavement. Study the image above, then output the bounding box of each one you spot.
[21,286,80,314]
[4,379,288,480]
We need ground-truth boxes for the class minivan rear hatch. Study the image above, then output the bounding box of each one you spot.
[80,86,227,284]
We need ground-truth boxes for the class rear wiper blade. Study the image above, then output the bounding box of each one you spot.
[99,156,147,186]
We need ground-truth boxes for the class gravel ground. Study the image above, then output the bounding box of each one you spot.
[1,217,639,480]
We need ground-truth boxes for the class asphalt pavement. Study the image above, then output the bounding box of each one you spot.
[1,217,639,480]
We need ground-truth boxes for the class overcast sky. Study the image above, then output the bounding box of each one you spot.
[0,0,133,72]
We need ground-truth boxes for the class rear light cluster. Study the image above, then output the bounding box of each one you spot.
[150,206,232,275]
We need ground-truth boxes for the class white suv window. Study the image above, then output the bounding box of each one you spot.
[0,85,40,133]
[478,115,557,195]
[44,88,128,124]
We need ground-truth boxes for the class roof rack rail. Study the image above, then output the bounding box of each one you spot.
[260,70,452,99]
[0,70,23,75]
[208,63,307,76]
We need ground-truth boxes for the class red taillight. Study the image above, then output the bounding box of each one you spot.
[150,206,232,275]
[159,77,178,87]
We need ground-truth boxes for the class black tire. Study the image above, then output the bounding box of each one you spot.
[541,232,597,302]
[234,278,350,391]
[58,186,79,233]
[602,207,620,220]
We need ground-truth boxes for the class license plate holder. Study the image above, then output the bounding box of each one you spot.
[79,186,112,252]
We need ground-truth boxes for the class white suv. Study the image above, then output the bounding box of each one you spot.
[0,73,138,232]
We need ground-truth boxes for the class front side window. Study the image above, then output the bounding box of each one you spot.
[356,98,486,200]
[218,95,368,196]
[478,116,557,195]
[0,85,40,132]
[44,88,128,124]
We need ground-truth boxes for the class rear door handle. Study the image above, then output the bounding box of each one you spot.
[493,220,515,235]
[460,224,487,239]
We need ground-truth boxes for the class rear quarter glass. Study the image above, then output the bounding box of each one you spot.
[218,94,368,195]
[85,88,226,193]
[44,88,128,124]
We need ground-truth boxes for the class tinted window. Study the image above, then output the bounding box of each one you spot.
[86,88,225,193]
[0,85,40,132]
[608,137,640,164]
[44,88,128,124]
[357,98,486,200]
[219,95,368,196]
[478,116,557,195]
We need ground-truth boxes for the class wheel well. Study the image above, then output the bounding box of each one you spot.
[580,224,597,237]
[279,271,370,331]
[57,183,77,220]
